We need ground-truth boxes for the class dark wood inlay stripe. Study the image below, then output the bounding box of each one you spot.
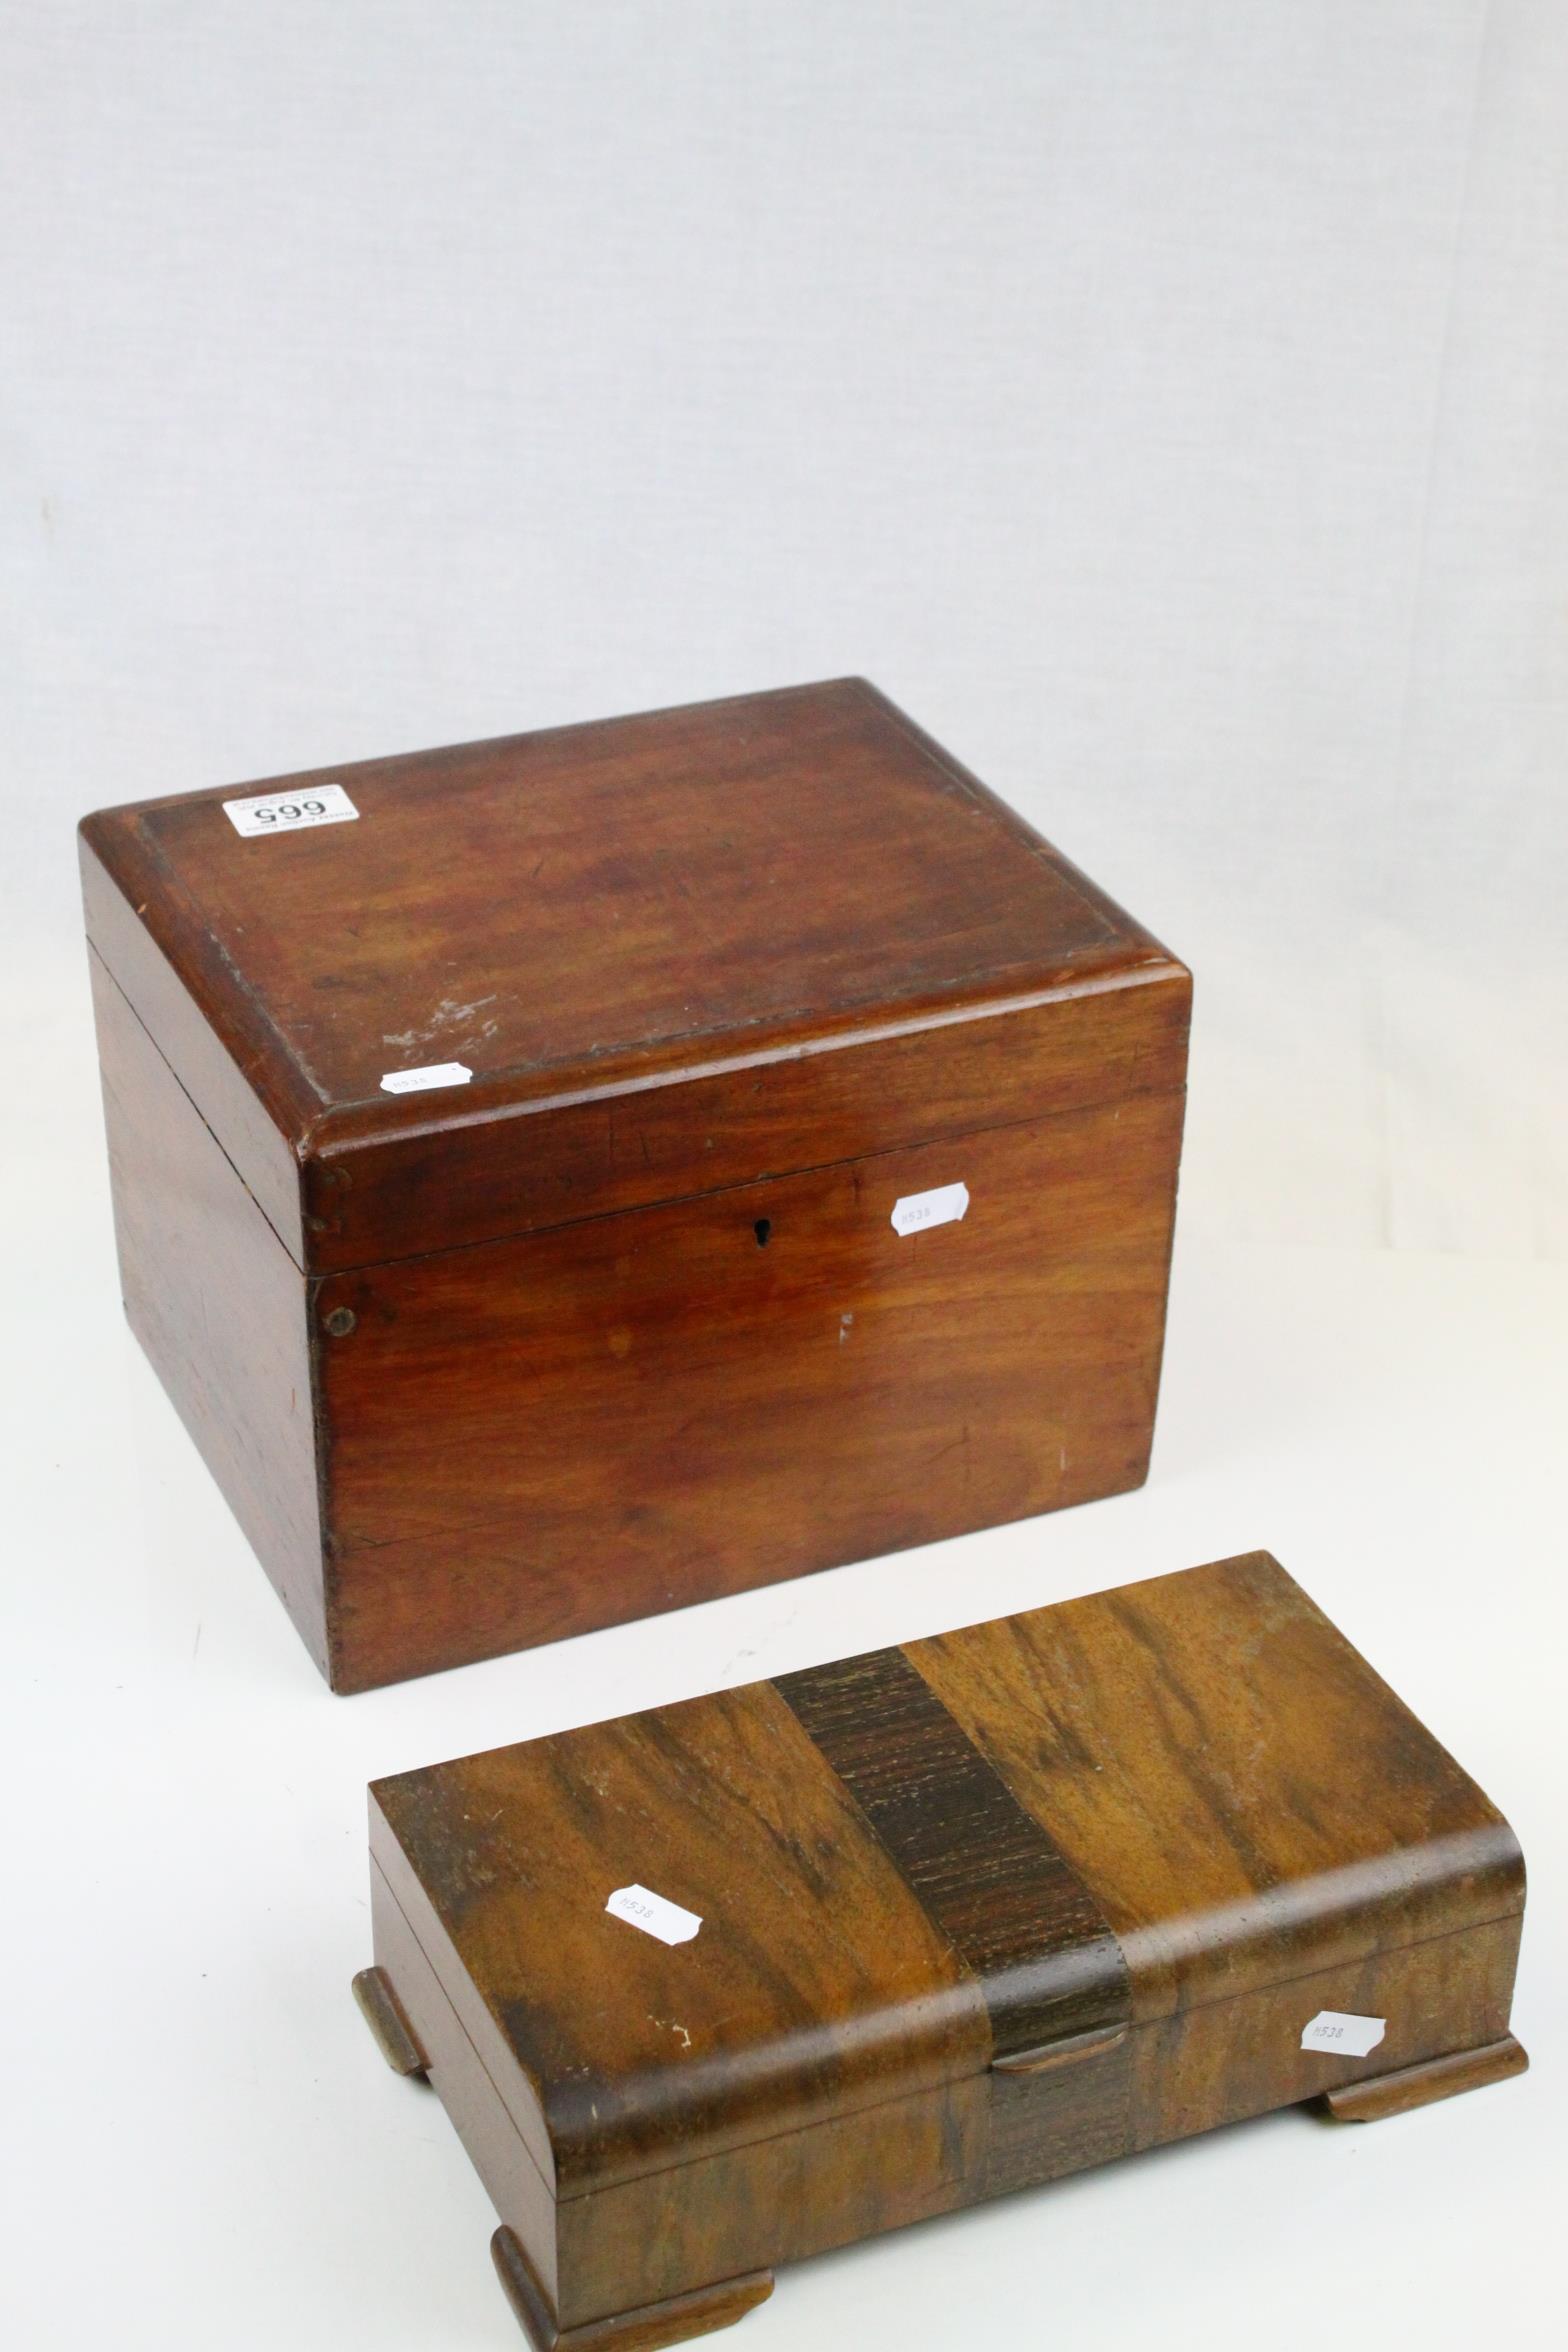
[774,1646,1130,2057]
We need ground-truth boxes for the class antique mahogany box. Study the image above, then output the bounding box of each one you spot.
[353,1550,1527,2349]
[79,678,1190,1691]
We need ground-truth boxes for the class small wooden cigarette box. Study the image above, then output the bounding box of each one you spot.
[355,1551,1527,2350]
[80,679,1189,1691]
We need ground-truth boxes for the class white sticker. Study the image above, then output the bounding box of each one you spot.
[605,1884,703,1947]
[379,1061,473,1095]
[1301,2010,1386,2058]
[223,781,359,837]
[891,1181,970,1238]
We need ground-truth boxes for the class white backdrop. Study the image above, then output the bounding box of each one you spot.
[3,10,1566,2352]
[6,0,1564,1256]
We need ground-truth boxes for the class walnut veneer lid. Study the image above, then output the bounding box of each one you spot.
[369,1552,1521,2198]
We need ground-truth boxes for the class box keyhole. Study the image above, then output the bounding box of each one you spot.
[754,1218,771,1247]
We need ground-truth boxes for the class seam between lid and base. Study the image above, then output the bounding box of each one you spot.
[384,1845,1523,2209]
[313,1071,1188,1282]
[92,935,1189,1279]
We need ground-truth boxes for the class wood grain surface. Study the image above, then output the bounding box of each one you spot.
[360,1553,1527,2345]
[493,2224,772,2352]
[79,837,308,1262]
[1321,2029,1528,2122]
[79,678,1180,1257]
[304,959,1189,1272]
[906,1549,1525,2017]
[82,678,1189,1688]
[325,1087,1183,1689]
[774,1646,1129,2055]
[86,948,328,1673]
[370,1677,992,2197]
[80,677,1188,1270]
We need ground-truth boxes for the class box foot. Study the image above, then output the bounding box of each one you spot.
[491,2226,773,2352]
[1321,2032,1528,2123]
[351,1965,427,2076]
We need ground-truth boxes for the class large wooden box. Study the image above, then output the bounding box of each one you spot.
[354,1552,1528,2349]
[80,678,1189,1691]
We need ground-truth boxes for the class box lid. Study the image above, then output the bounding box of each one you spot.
[79,678,1188,1273]
[368,1552,1522,2200]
